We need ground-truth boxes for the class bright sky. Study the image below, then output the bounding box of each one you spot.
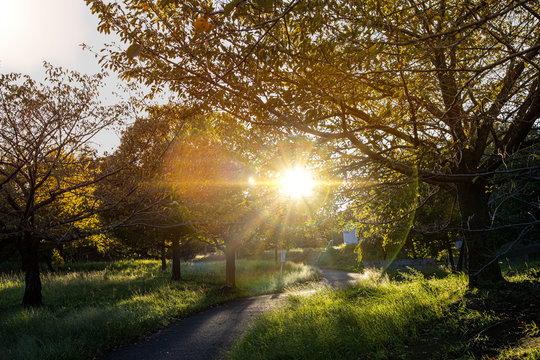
[0,0,123,152]
[0,0,113,76]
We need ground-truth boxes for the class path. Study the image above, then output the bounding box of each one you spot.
[319,269,365,287]
[97,269,362,360]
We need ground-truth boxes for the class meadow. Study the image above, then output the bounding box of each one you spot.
[195,244,361,272]
[230,264,540,360]
[0,259,319,360]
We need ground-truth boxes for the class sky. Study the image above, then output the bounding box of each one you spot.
[0,0,123,152]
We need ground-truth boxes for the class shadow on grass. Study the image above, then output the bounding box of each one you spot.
[398,274,540,360]
[0,282,234,360]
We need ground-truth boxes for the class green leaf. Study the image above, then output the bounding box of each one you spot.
[159,0,175,8]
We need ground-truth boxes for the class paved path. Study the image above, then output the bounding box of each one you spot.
[319,269,365,287]
[98,269,362,360]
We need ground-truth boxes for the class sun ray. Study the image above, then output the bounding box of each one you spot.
[279,167,315,199]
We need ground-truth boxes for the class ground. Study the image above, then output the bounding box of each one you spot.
[97,269,361,360]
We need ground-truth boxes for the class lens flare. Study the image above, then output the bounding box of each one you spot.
[279,167,315,199]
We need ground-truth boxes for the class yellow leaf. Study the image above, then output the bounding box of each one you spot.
[126,43,142,58]
[193,17,209,33]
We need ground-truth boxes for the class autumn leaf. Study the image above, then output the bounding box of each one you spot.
[126,43,142,58]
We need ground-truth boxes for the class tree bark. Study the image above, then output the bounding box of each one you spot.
[456,237,467,272]
[225,246,236,289]
[171,237,181,281]
[18,233,43,307]
[447,235,455,272]
[161,239,167,272]
[456,181,504,287]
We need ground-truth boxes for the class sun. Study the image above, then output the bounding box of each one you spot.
[279,167,315,199]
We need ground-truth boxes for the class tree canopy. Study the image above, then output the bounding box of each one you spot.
[87,0,540,286]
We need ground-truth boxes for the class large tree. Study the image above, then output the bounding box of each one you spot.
[87,0,540,286]
[0,65,130,306]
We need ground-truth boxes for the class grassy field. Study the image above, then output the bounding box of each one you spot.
[0,259,319,360]
[230,264,540,360]
[195,244,361,272]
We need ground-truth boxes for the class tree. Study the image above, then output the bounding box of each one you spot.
[87,0,540,287]
[347,171,461,264]
[97,104,200,280]
[162,118,259,288]
[0,65,129,306]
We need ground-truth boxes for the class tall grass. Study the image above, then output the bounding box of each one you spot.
[230,269,469,359]
[230,265,540,360]
[184,260,319,294]
[0,259,318,360]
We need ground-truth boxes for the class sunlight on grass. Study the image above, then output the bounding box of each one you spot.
[230,264,540,360]
[0,259,318,360]
[230,270,469,359]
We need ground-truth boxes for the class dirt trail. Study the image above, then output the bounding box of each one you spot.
[98,269,361,360]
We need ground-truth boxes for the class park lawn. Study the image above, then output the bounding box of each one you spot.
[230,264,540,360]
[195,244,361,272]
[0,259,319,360]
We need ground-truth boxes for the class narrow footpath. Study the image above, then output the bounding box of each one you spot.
[97,269,363,360]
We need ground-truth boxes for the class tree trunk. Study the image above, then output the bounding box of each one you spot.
[456,181,504,287]
[18,233,43,307]
[225,246,236,289]
[45,251,54,272]
[171,237,181,281]
[456,240,466,272]
[274,244,278,264]
[161,239,167,272]
[447,235,455,272]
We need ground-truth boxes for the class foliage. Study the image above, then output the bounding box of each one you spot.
[0,64,127,249]
[86,0,540,286]
[96,104,194,256]
[487,143,540,249]
[316,244,360,272]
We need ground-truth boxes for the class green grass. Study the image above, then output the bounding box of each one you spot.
[229,265,540,360]
[0,259,319,360]
[315,244,360,271]
[195,245,360,272]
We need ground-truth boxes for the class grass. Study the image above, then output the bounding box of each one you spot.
[0,259,319,360]
[195,245,361,272]
[315,244,360,271]
[229,264,540,360]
